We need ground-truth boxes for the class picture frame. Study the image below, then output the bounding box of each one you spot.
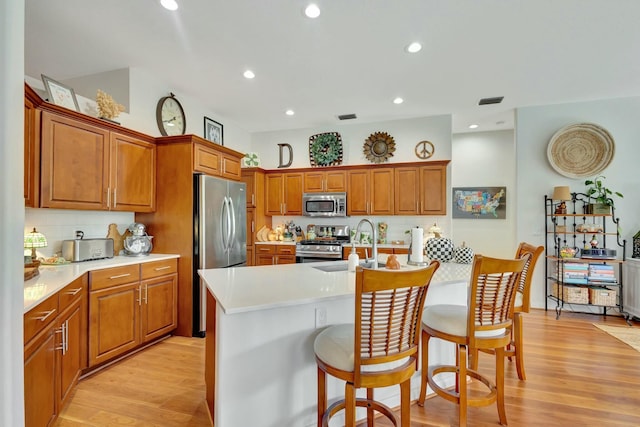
[452,186,507,219]
[204,117,223,145]
[41,74,80,112]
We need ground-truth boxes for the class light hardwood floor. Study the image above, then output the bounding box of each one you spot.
[55,309,640,426]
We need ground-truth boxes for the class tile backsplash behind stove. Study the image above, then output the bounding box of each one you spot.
[25,208,134,258]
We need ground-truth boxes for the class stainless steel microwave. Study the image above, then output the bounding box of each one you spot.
[302,192,347,217]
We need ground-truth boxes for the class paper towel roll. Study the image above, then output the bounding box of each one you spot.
[411,228,424,263]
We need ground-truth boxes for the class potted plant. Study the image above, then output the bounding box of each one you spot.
[584,175,623,214]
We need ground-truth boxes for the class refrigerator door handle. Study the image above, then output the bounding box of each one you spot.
[224,196,232,252]
[229,197,237,250]
[220,196,228,252]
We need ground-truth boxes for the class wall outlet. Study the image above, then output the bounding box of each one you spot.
[315,307,327,328]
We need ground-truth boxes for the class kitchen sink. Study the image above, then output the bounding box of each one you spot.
[312,261,385,272]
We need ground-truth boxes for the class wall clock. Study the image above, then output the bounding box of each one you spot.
[156,92,186,136]
[309,132,343,167]
[363,131,396,163]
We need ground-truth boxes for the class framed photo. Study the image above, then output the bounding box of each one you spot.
[41,74,79,111]
[452,186,507,219]
[204,117,223,145]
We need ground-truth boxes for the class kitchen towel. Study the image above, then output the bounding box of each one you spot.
[411,227,424,263]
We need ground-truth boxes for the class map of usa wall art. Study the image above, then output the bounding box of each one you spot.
[452,187,506,219]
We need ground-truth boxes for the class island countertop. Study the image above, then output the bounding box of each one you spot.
[199,258,472,315]
[24,254,180,313]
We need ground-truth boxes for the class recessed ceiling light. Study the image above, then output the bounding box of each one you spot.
[393,97,404,104]
[469,124,479,129]
[304,4,321,18]
[160,0,178,11]
[285,110,295,116]
[243,70,255,79]
[405,42,422,53]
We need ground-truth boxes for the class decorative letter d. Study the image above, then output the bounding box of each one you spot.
[278,143,293,168]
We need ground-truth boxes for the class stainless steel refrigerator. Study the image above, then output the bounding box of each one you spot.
[193,174,246,336]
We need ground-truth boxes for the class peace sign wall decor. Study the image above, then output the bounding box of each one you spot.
[415,140,435,159]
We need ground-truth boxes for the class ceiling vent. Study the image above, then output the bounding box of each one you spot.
[478,96,504,105]
[337,113,357,120]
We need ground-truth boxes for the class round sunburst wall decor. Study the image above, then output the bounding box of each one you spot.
[363,131,396,163]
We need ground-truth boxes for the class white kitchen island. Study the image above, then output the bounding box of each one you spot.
[199,259,471,427]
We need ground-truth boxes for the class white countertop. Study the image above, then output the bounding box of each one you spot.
[199,257,472,315]
[24,254,179,313]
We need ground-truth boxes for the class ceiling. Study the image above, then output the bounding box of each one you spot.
[24,0,640,135]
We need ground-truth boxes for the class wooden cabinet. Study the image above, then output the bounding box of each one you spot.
[141,260,178,342]
[241,168,271,266]
[89,259,177,367]
[24,274,87,427]
[393,164,447,215]
[24,83,40,208]
[347,168,394,215]
[194,140,242,180]
[342,246,408,259]
[39,110,156,211]
[304,169,346,193]
[265,172,304,215]
[255,244,296,265]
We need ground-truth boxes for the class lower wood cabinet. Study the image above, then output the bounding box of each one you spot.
[255,244,296,265]
[24,274,87,427]
[89,259,177,367]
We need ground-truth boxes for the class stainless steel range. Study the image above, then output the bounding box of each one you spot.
[296,224,350,263]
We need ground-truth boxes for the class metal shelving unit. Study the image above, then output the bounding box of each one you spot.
[544,192,629,322]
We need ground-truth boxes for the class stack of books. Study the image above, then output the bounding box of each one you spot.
[562,262,589,284]
[588,263,616,284]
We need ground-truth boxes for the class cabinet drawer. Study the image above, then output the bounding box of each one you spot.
[256,245,275,254]
[59,274,87,312]
[141,258,178,280]
[24,293,59,344]
[276,245,296,255]
[90,264,140,291]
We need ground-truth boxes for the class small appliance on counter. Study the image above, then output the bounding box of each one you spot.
[123,223,154,256]
[62,230,114,262]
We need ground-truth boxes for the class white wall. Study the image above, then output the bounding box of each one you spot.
[516,97,640,310]
[1,0,26,424]
[451,130,516,258]
[255,115,456,245]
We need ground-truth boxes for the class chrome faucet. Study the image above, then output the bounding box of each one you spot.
[356,219,378,269]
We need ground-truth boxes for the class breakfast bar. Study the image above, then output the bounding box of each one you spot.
[199,259,471,427]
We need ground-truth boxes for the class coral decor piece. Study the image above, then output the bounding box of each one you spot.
[96,89,125,120]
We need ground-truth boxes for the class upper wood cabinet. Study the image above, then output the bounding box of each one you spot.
[347,168,394,215]
[24,84,41,208]
[265,172,304,215]
[241,168,265,208]
[39,110,156,212]
[393,163,447,215]
[193,140,242,180]
[303,169,347,193]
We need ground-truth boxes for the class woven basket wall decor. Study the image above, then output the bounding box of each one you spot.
[547,123,614,178]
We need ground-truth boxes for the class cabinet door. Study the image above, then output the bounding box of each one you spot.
[283,173,304,215]
[241,172,256,207]
[419,165,446,215]
[24,322,57,427]
[256,254,275,265]
[370,168,394,215]
[89,282,140,367]
[58,298,84,408]
[24,93,40,207]
[246,208,255,247]
[304,171,325,193]
[193,143,222,176]
[347,170,370,215]
[275,255,296,264]
[221,154,242,180]
[265,174,284,215]
[110,133,156,212]
[141,274,178,343]
[325,170,347,192]
[246,246,254,266]
[40,111,110,210]
[394,167,419,215]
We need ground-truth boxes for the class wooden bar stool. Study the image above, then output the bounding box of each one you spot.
[471,242,544,380]
[315,261,440,427]
[417,254,529,426]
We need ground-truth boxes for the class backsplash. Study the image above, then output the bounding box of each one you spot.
[25,208,134,258]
